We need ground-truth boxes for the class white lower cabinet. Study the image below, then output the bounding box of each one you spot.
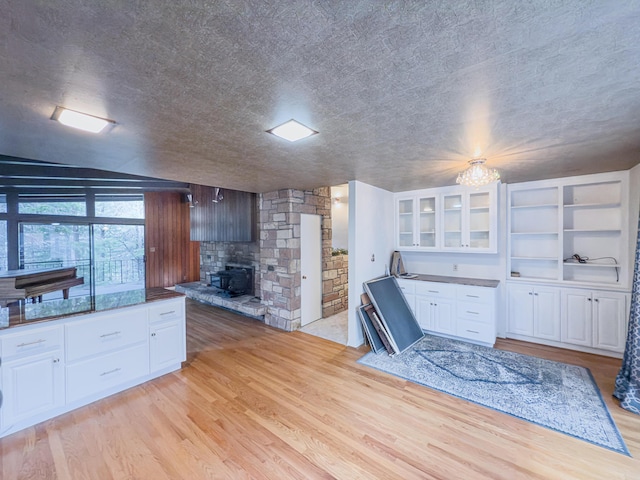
[0,324,65,429]
[400,279,497,345]
[507,284,560,341]
[561,288,627,353]
[0,296,186,438]
[506,282,629,356]
[2,349,65,427]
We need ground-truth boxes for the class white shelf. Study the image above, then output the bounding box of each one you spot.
[511,203,558,209]
[564,202,621,209]
[512,256,558,261]
[563,262,619,268]
[563,229,621,233]
[398,212,413,216]
[511,231,558,235]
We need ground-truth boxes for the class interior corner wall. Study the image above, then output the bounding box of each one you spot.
[259,188,332,331]
[347,180,395,347]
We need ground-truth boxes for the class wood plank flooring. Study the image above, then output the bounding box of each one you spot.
[2,298,639,479]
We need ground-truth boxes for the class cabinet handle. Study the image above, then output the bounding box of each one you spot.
[17,339,46,347]
[594,298,599,302]
[466,295,479,298]
[588,298,592,302]
[466,311,479,315]
[100,368,122,377]
[160,310,176,316]
[151,332,156,337]
[428,290,439,293]
[53,358,60,364]
[100,331,122,338]
[466,329,480,334]
[534,293,538,296]
[528,292,533,295]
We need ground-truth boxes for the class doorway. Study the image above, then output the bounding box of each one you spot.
[300,214,322,326]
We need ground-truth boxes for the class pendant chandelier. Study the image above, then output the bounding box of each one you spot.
[456,158,500,187]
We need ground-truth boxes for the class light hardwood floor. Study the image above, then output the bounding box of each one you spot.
[1,298,639,479]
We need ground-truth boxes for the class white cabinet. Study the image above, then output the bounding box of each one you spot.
[456,285,497,345]
[396,194,439,250]
[0,295,186,439]
[442,187,497,253]
[562,288,627,353]
[507,284,560,341]
[508,171,629,287]
[1,325,65,428]
[149,298,186,373]
[400,279,497,345]
[394,183,497,253]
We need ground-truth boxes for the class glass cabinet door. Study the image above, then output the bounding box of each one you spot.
[469,192,491,249]
[443,194,463,248]
[397,198,415,247]
[418,196,437,247]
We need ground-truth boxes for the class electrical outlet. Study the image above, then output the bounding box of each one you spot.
[453,264,458,271]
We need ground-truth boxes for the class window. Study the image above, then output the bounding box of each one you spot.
[95,194,144,218]
[19,194,86,216]
[0,194,6,213]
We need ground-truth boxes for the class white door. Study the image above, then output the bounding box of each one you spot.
[593,293,627,352]
[533,287,561,341]
[507,284,535,336]
[562,290,593,346]
[300,214,322,326]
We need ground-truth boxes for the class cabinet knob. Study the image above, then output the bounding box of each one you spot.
[528,292,533,295]
[594,298,599,302]
[53,358,60,364]
[151,332,157,337]
[588,298,592,302]
[302,275,307,279]
[534,293,538,296]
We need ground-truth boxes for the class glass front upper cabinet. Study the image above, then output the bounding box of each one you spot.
[443,194,463,248]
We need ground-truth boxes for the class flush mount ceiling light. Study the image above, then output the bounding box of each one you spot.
[267,119,318,142]
[51,106,115,133]
[456,158,500,187]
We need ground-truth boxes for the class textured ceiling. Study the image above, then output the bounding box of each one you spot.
[1,1,640,193]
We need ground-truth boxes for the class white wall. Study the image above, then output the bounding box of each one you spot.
[331,199,349,250]
[347,180,395,347]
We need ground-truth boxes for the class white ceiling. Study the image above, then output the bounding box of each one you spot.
[1,1,640,193]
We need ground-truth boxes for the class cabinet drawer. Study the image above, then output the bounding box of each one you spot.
[66,343,149,403]
[415,282,455,298]
[65,313,147,362]
[396,279,416,295]
[1,325,63,361]
[148,299,183,324]
[457,301,493,323]
[457,286,494,303]
[457,319,495,344]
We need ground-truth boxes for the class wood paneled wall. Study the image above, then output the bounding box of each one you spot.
[189,185,256,242]
[145,192,200,288]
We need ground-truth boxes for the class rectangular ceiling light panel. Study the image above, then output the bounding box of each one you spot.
[52,106,115,133]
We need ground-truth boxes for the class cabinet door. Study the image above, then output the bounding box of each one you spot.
[396,197,416,248]
[533,288,561,341]
[416,297,433,330]
[468,190,494,251]
[417,196,438,248]
[150,321,186,372]
[431,298,456,336]
[2,351,64,426]
[442,194,463,249]
[507,285,535,336]
[562,290,592,346]
[593,293,627,352]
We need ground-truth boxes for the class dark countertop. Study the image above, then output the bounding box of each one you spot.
[0,288,184,330]
[397,274,500,288]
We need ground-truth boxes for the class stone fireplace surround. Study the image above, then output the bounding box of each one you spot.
[195,187,348,332]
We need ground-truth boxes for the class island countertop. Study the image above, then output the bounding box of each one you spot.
[0,287,184,330]
[398,274,500,288]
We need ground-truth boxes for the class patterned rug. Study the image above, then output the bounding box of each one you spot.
[358,334,629,455]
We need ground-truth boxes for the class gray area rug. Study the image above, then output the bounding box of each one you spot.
[358,334,629,455]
